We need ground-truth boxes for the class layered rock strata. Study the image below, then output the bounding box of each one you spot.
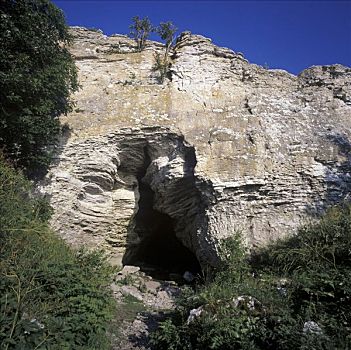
[41,27,351,266]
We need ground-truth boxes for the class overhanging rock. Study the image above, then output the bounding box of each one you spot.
[41,127,217,266]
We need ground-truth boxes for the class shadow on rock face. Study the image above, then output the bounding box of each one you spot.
[304,132,351,217]
[122,145,202,279]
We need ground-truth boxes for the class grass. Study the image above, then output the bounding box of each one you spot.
[110,293,147,345]
[117,294,146,324]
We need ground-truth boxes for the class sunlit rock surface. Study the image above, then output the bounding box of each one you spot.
[41,27,351,266]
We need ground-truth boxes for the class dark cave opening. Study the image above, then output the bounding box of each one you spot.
[123,147,201,280]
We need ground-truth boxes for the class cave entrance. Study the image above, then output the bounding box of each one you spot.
[123,148,201,280]
[132,209,202,279]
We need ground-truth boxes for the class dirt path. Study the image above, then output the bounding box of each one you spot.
[110,266,184,349]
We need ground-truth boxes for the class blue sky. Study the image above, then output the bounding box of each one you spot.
[53,0,351,75]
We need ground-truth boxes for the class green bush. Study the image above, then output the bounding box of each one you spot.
[0,158,116,349]
[255,205,351,348]
[151,207,351,350]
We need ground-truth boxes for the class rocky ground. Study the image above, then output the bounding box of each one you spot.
[109,265,192,349]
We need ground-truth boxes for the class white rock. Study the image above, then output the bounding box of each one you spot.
[303,321,323,335]
[120,286,143,302]
[121,265,140,275]
[40,28,351,268]
[187,306,204,324]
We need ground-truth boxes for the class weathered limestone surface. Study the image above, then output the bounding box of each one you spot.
[41,27,351,266]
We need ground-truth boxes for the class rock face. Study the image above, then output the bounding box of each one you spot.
[41,27,351,267]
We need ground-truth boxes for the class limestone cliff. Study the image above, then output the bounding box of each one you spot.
[40,27,351,267]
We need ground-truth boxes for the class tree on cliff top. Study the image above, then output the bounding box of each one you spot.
[156,21,178,55]
[129,16,153,51]
[0,0,78,174]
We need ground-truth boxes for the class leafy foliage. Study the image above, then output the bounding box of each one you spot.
[0,157,116,349]
[0,0,78,173]
[155,21,177,53]
[253,205,351,347]
[128,17,177,83]
[152,21,177,84]
[151,207,351,349]
[129,16,153,51]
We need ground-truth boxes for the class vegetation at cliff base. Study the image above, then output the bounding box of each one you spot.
[0,0,78,173]
[151,206,351,349]
[0,1,116,349]
[0,158,116,349]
